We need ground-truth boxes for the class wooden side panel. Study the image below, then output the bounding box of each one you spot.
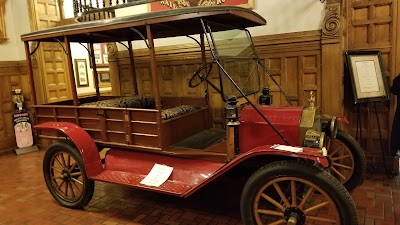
[161,108,208,148]
[346,0,396,163]
[0,61,31,154]
[160,96,207,109]
[34,105,160,149]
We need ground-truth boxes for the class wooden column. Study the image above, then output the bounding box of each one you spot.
[89,42,100,98]
[128,41,139,95]
[24,42,37,105]
[146,25,161,110]
[146,24,162,148]
[321,0,345,117]
[57,0,65,19]
[64,36,79,106]
[0,0,7,42]
[107,43,121,96]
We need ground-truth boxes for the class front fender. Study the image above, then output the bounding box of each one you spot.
[35,122,103,177]
[184,144,328,197]
[244,144,329,167]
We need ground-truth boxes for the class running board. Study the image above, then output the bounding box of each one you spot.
[90,149,226,197]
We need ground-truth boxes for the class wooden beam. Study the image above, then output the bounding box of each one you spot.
[64,36,79,106]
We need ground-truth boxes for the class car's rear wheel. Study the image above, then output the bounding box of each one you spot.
[241,160,358,225]
[43,141,94,208]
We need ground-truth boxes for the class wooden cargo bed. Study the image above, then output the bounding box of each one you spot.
[34,96,222,156]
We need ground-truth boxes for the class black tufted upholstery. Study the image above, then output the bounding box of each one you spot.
[161,105,201,120]
[81,96,156,109]
[81,96,201,120]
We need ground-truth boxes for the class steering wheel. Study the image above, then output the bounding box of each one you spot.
[188,64,213,88]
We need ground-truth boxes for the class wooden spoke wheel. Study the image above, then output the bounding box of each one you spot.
[43,141,94,208]
[241,161,358,225]
[326,130,366,191]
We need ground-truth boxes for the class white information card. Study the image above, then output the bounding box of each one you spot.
[271,144,303,153]
[140,163,174,187]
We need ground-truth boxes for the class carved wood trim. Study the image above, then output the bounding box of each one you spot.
[322,3,340,38]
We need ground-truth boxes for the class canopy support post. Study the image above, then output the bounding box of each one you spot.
[64,36,79,106]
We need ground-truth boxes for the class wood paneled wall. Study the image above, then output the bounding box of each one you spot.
[111,31,322,128]
[344,0,398,167]
[0,61,30,154]
[254,31,322,107]
[27,0,70,104]
[0,0,65,154]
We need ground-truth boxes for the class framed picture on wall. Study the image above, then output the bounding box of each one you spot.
[345,50,389,104]
[93,70,111,88]
[89,43,109,68]
[99,70,110,82]
[74,59,89,87]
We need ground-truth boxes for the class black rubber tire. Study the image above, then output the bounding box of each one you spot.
[43,141,94,209]
[330,129,366,192]
[240,160,358,225]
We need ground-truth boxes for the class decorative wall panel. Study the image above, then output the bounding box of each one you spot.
[346,0,397,167]
[28,0,69,104]
[0,61,30,154]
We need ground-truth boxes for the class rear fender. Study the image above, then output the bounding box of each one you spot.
[35,122,103,177]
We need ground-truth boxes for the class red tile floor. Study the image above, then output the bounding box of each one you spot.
[0,150,399,225]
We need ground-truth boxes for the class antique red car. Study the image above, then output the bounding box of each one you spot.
[21,5,359,225]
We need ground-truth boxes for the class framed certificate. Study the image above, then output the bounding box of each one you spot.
[345,51,389,104]
[89,43,109,68]
[74,59,89,87]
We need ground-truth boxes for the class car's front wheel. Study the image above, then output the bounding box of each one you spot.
[326,129,366,191]
[240,160,358,225]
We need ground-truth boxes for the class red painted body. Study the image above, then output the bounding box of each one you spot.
[239,105,303,152]
[34,122,103,177]
[93,149,225,196]
[337,116,350,124]
[91,145,328,197]
[35,121,328,197]
[185,144,329,196]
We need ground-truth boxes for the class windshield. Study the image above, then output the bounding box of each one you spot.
[204,22,260,100]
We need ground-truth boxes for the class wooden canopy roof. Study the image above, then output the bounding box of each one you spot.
[21,6,266,43]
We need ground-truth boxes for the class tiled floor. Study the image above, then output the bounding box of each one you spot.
[0,150,399,225]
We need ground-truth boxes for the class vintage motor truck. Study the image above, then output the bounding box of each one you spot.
[21,4,361,225]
